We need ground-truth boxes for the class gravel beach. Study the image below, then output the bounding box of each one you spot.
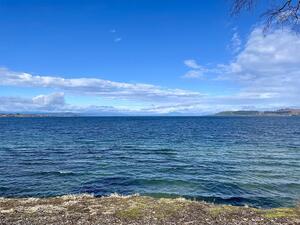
[0,194,299,225]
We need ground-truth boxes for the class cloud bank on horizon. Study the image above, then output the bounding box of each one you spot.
[1,27,300,115]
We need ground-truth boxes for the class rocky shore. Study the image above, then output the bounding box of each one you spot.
[0,194,299,225]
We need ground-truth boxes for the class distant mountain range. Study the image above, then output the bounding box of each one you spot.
[215,108,300,116]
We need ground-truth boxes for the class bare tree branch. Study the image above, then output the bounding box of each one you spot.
[231,0,256,15]
[231,0,300,31]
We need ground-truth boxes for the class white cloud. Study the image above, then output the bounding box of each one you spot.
[222,27,300,104]
[0,93,66,112]
[228,31,241,54]
[0,93,135,114]
[182,59,223,79]
[0,68,204,103]
[182,70,203,79]
[184,59,202,69]
[182,59,206,79]
[32,92,65,108]
[114,37,122,42]
[180,27,300,111]
[0,92,264,115]
[1,27,300,114]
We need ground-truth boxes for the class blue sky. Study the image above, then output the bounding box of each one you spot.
[0,0,299,115]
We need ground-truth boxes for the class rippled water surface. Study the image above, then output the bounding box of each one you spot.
[0,117,299,208]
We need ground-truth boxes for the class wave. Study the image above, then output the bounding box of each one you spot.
[31,171,79,176]
[144,192,285,208]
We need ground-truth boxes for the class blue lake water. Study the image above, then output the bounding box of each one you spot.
[0,117,299,208]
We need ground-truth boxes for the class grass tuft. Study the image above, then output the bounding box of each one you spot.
[263,208,299,219]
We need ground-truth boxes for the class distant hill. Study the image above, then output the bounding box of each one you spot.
[0,112,79,118]
[215,108,300,116]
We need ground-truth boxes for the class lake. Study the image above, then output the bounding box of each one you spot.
[0,117,299,208]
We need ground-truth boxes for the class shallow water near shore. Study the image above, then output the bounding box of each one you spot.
[0,116,299,208]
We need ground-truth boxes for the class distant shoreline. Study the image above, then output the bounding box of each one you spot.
[1,108,300,117]
[1,114,300,118]
[215,108,300,117]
